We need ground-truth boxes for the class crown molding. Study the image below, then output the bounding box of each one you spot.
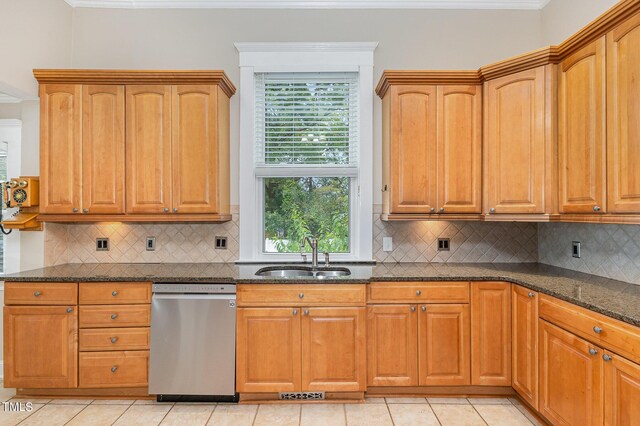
[64,0,548,9]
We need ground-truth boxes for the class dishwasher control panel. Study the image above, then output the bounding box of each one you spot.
[153,283,236,294]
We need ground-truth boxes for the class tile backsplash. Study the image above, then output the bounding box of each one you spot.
[538,222,640,285]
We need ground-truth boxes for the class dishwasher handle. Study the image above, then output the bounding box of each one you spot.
[152,293,236,300]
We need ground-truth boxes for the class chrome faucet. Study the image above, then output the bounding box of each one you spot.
[301,236,319,267]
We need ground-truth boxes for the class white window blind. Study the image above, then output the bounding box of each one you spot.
[255,72,359,176]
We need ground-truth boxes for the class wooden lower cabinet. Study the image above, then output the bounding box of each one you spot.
[539,319,604,426]
[604,352,640,426]
[511,286,538,409]
[419,304,470,386]
[79,351,149,388]
[4,306,78,388]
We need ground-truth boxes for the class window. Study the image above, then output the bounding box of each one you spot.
[0,118,22,275]
[236,43,376,262]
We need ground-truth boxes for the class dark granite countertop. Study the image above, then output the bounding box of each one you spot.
[3,262,639,327]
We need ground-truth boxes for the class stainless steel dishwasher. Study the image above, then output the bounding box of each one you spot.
[149,283,238,402]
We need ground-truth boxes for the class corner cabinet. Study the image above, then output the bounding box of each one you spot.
[35,70,235,223]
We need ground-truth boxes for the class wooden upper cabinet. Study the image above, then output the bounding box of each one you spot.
[418,304,470,386]
[172,85,221,214]
[484,66,552,215]
[471,282,511,386]
[367,304,418,387]
[387,85,437,214]
[607,13,640,213]
[301,307,366,392]
[511,286,538,410]
[4,306,78,389]
[436,85,482,214]
[558,37,606,214]
[82,85,125,214]
[125,85,172,214]
[236,307,301,393]
[539,320,604,426]
[604,352,640,425]
[40,84,82,214]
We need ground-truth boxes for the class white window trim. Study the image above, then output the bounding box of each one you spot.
[235,42,377,262]
[0,119,22,280]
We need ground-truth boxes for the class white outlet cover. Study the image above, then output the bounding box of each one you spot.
[383,237,393,252]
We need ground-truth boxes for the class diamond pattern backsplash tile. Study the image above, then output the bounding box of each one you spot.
[538,222,640,285]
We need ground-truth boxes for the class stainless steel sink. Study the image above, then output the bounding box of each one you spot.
[255,266,351,278]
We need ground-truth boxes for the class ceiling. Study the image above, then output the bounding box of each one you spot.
[63,0,552,10]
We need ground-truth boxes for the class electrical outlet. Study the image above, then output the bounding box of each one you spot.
[383,237,393,252]
[96,238,109,251]
[146,237,156,251]
[215,236,227,250]
[437,238,450,252]
[572,241,581,258]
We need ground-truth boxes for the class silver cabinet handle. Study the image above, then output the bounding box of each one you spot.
[72,208,79,213]
[528,292,535,298]
[110,337,118,343]
[593,205,601,212]
[430,207,435,213]
[303,309,309,315]
[411,306,416,312]
[439,207,445,213]
[111,366,118,373]
[416,290,422,296]
[589,348,598,355]
[421,306,427,312]
[298,293,304,299]
[34,291,41,297]
[489,208,496,214]
[292,309,298,316]
[66,307,73,313]
[82,208,89,213]
[111,314,118,320]
[112,291,118,297]
[593,326,603,334]
[163,207,169,213]
[603,354,612,362]
[173,208,178,213]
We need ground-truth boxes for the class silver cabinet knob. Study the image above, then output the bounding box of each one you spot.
[528,292,535,298]
[603,354,612,362]
[489,208,496,214]
[83,208,89,213]
[173,208,178,213]
[110,337,118,343]
[416,290,422,296]
[292,309,298,316]
[72,208,79,213]
[66,307,73,313]
[593,205,601,212]
[303,309,309,315]
[593,326,603,334]
[589,348,598,355]
[439,207,445,213]
[111,314,118,320]
[430,207,435,213]
[163,207,169,213]
[411,306,416,312]
[34,291,41,297]
[421,306,427,312]
[111,366,118,373]
[112,291,118,297]
[298,293,304,299]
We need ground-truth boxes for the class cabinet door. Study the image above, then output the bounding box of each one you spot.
[607,14,640,213]
[171,85,220,214]
[367,304,418,387]
[301,307,366,392]
[512,286,538,410]
[82,85,125,214]
[418,304,470,386]
[389,85,437,214]
[604,352,640,426]
[4,306,78,388]
[558,38,606,214]
[436,85,482,214]
[471,282,511,386]
[236,307,301,392]
[40,84,82,214]
[539,320,604,426]
[125,85,172,214]
[484,67,548,214]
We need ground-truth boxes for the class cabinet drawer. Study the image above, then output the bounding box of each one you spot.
[80,282,151,305]
[368,282,470,303]
[237,284,365,307]
[80,327,150,351]
[5,282,78,305]
[79,351,149,388]
[539,294,640,364]
[80,305,151,328]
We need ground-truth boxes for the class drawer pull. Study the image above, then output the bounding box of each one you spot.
[298,293,304,299]
[111,314,118,320]
[112,291,119,297]
[110,337,118,343]
[603,354,612,362]
[411,306,416,312]
[66,307,73,313]
[589,348,598,356]
[593,326,603,334]
[111,366,118,373]
[292,309,298,316]
[303,309,309,315]
[421,306,427,312]
[416,290,422,296]
[528,292,535,298]
[34,291,42,297]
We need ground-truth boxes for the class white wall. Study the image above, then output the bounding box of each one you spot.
[541,0,620,45]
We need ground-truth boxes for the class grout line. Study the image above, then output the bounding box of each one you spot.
[384,399,396,426]
[250,403,259,426]
[62,403,91,425]
[470,403,490,426]
[204,403,216,425]
[425,401,443,426]
[16,402,46,425]
[156,402,174,425]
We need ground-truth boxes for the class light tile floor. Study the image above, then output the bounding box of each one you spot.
[0,385,546,426]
